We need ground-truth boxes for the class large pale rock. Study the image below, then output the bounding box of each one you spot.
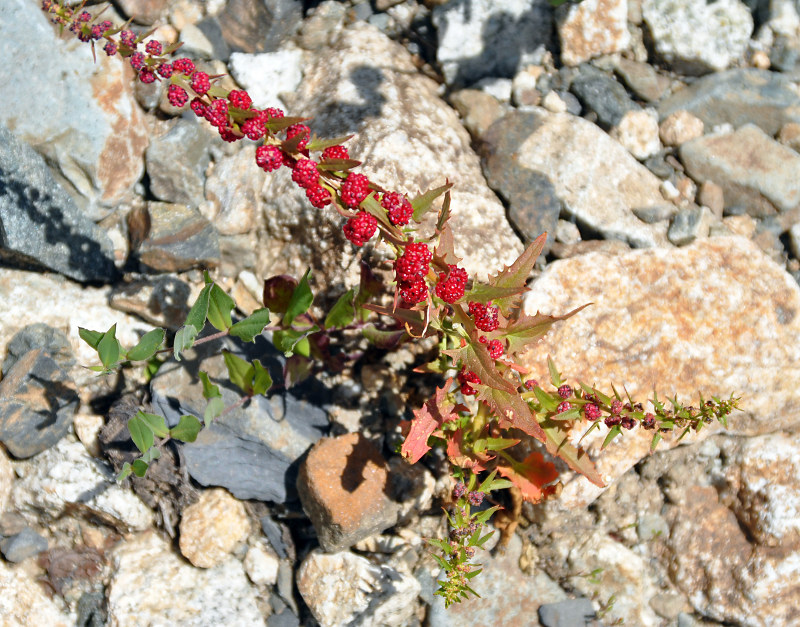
[642,0,753,75]
[680,124,800,216]
[0,0,148,219]
[261,22,523,290]
[0,560,71,626]
[488,110,668,247]
[556,0,630,66]
[179,488,250,568]
[203,145,261,235]
[11,439,153,531]
[521,237,800,507]
[296,549,421,627]
[108,531,264,627]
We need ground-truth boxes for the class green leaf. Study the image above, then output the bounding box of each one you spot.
[431,553,451,571]
[650,432,662,453]
[540,418,605,487]
[131,458,149,477]
[475,531,495,547]
[223,350,254,394]
[533,386,558,412]
[98,324,121,370]
[324,289,356,329]
[283,269,313,327]
[198,371,222,399]
[551,407,581,422]
[136,411,169,438]
[315,158,362,172]
[127,413,154,454]
[362,325,407,349]
[488,478,514,490]
[547,356,562,387]
[273,327,317,357]
[411,182,453,222]
[170,415,203,443]
[580,382,612,407]
[476,470,498,493]
[251,359,273,396]
[207,283,235,331]
[185,284,211,332]
[306,134,354,152]
[204,397,224,423]
[473,505,501,525]
[143,356,164,382]
[229,308,271,342]
[485,233,548,316]
[117,462,133,482]
[602,425,623,449]
[262,275,299,314]
[463,282,527,305]
[127,328,166,361]
[173,325,198,362]
[78,327,104,350]
[140,446,162,464]
[484,437,520,451]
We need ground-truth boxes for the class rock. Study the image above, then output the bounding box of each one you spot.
[108,531,265,626]
[0,447,12,514]
[0,268,152,388]
[72,412,104,458]
[538,598,595,627]
[297,1,347,50]
[449,89,506,139]
[789,222,800,259]
[109,275,193,331]
[667,205,712,245]
[0,560,71,626]
[556,0,630,66]
[697,180,725,217]
[484,110,668,247]
[555,220,581,245]
[2,323,75,375]
[136,202,221,272]
[297,433,400,552]
[145,119,213,207]
[427,533,567,625]
[570,65,638,129]
[521,237,800,507]
[658,110,705,147]
[244,543,280,586]
[610,109,661,160]
[542,90,569,113]
[0,527,48,563]
[0,0,148,219]
[432,0,554,87]
[642,0,753,74]
[11,438,153,531]
[150,337,328,503]
[228,48,304,110]
[0,349,78,459]
[512,65,544,107]
[179,488,250,568]
[0,124,119,283]
[632,204,677,223]
[296,549,421,627]
[215,0,302,54]
[260,22,523,289]
[113,0,169,25]
[657,69,800,137]
[778,121,800,152]
[203,145,261,235]
[613,57,671,102]
[178,23,215,59]
[680,124,800,217]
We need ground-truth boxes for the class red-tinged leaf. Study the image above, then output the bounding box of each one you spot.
[316,158,362,172]
[306,134,354,151]
[361,303,427,336]
[264,115,310,133]
[463,281,526,305]
[434,224,461,266]
[485,233,548,316]
[263,275,298,313]
[475,385,547,444]
[401,404,438,463]
[446,429,491,471]
[436,189,452,232]
[443,340,515,394]
[500,304,590,356]
[540,418,605,487]
[497,451,560,503]
[362,325,407,349]
[356,260,383,321]
[411,182,453,222]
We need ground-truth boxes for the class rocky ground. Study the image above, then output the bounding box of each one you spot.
[1,0,799,625]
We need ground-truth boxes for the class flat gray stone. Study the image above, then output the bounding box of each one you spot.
[0,527,48,563]
[570,64,638,129]
[145,120,212,207]
[538,598,595,627]
[2,323,75,375]
[0,125,118,283]
[137,203,220,273]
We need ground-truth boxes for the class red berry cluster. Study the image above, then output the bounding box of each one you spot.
[435,266,468,304]
[381,192,413,226]
[341,173,371,209]
[322,145,349,161]
[467,301,499,332]
[395,243,431,305]
[343,212,377,247]
[479,336,504,359]
[457,368,481,396]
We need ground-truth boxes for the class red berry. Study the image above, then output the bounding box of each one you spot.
[99,20,113,34]
[557,401,571,414]
[173,58,195,75]
[584,403,601,421]
[286,123,310,150]
[255,145,283,173]
[190,97,206,118]
[340,173,371,208]
[306,185,331,208]
[157,62,173,78]
[467,301,499,332]
[557,384,572,399]
[90,24,104,40]
[190,71,211,95]
[343,211,377,247]
[457,368,481,396]
[167,84,188,107]
[524,379,538,390]
[145,40,162,56]
[321,145,349,161]
[395,242,432,283]
[486,339,503,359]
[129,52,145,71]
[264,107,284,120]
[241,115,266,141]
[621,416,636,430]
[103,41,117,56]
[468,491,484,506]
[642,413,656,429]
[435,266,468,303]
[120,30,136,48]
[138,68,156,84]
[228,89,252,110]
[382,191,413,226]
[605,415,622,428]
[399,279,428,304]
[291,159,319,189]
[610,400,623,415]
[205,99,229,128]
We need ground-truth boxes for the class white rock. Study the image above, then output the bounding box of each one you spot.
[179,488,250,568]
[557,0,631,66]
[11,439,153,531]
[611,108,661,160]
[0,446,13,514]
[659,110,705,146]
[0,560,72,626]
[228,49,304,110]
[177,24,215,58]
[72,412,104,458]
[542,90,568,113]
[555,219,581,245]
[475,77,513,102]
[108,531,264,627]
[203,145,261,235]
[244,543,280,586]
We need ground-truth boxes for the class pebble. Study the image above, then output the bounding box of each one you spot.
[569,64,638,128]
[611,108,661,159]
[0,526,48,563]
[244,543,280,586]
[179,488,251,568]
[538,597,596,627]
[659,110,705,147]
[556,0,630,66]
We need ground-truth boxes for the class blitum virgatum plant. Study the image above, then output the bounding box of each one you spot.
[45,1,741,607]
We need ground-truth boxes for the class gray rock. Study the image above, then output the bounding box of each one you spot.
[150,337,328,503]
[432,0,555,87]
[136,202,220,273]
[2,323,75,375]
[788,223,800,259]
[196,18,231,62]
[109,275,192,331]
[679,124,800,216]
[657,69,800,137]
[668,206,705,245]
[215,0,302,54]
[569,65,638,129]
[145,119,212,207]
[633,204,678,224]
[0,527,48,563]
[538,597,595,627]
[0,0,148,219]
[0,125,118,284]
[0,349,77,459]
[770,35,800,75]
[614,57,671,102]
[642,0,753,74]
[267,609,300,627]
